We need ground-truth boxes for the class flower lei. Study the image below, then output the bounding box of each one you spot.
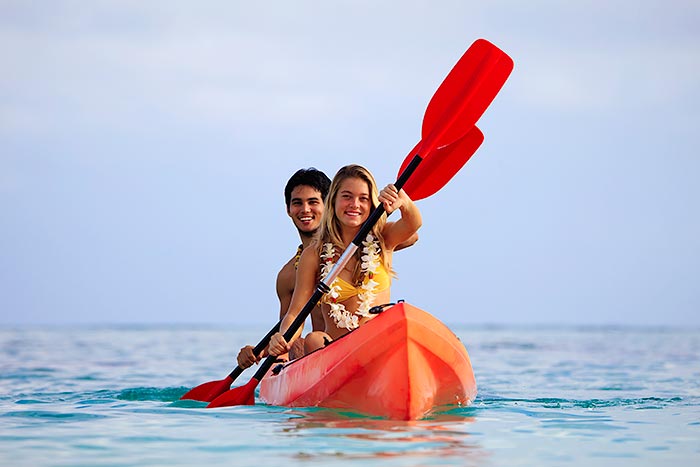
[293,244,303,270]
[320,234,382,330]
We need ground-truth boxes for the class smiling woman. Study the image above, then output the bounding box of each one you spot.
[267,164,422,357]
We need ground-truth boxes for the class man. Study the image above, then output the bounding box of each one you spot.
[237,167,417,368]
[237,168,330,368]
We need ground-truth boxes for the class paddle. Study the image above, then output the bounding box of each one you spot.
[401,126,484,202]
[181,134,478,404]
[401,38,512,199]
[180,323,280,402]
[206,38,513,409]
[419,38,513,154]
[181,38,510,404]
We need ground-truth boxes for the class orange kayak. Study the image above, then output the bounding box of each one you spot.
[259,302,477,420]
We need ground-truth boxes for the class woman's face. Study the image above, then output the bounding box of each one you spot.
[334,176,372,229]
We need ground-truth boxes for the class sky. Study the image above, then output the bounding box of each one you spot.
[1,1,698,327]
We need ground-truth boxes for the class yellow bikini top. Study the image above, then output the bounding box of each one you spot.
[325,263,391,303]
[319,236,391,330]
[319,237,391,304]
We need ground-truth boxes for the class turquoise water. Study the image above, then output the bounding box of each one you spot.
[1,324,698,466]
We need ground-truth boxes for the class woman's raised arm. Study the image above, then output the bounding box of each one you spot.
[379,184,422,251]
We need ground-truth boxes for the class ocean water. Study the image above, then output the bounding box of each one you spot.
[1,323,698,466]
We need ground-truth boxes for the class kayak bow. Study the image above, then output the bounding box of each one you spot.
[259,302,476,420]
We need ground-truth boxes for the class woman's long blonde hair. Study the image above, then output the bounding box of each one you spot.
[316,164,393,284]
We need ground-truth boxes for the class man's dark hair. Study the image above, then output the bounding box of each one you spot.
[284,168,331,209]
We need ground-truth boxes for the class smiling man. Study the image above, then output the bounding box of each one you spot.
[276,169,332,332]
[237,168,331,367]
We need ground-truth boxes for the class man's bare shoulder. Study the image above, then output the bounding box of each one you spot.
[276,255,297,291]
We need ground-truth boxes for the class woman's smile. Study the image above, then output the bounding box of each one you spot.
[335,177,372,226]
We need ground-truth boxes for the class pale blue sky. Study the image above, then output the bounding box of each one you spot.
[1,1,698,326]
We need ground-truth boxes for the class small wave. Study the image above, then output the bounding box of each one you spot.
[477,396,686,410]
[14,399,52,405]
[0,367,58,380]
[169,399,207,408]
[1,410,107,421]
[116,386,189,402]
[478,341,539,351]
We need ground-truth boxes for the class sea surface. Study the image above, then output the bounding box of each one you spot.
[1,322,698,466]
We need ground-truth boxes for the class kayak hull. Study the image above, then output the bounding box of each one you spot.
[259,302,476,420]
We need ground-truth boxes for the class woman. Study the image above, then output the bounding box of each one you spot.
[268,164,422,358]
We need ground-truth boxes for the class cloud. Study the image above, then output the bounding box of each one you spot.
[511,45,700,116]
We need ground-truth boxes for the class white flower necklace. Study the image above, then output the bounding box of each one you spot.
[320,234,382,330]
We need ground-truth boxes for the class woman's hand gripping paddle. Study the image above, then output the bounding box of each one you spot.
[205,38,514,409]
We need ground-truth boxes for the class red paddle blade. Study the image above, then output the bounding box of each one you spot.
[180,376,233,402]
[420,39,513,152]
[400,126,484,201]
[207,378,259,408]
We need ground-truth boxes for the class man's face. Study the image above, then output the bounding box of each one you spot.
[287,185,324,236]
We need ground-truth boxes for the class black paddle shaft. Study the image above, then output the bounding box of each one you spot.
[250,155,423,381]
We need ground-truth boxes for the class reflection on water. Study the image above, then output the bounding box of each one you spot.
[277,408,488,464]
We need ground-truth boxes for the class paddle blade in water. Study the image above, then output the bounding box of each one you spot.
[421,38,513,151]
[400,126,484,201]
[180,376,234,402]
[207,378,258,408]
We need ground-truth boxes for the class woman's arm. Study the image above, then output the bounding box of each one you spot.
[379,184,423,251]
[268,246,320,356]
[395,232,419,251]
